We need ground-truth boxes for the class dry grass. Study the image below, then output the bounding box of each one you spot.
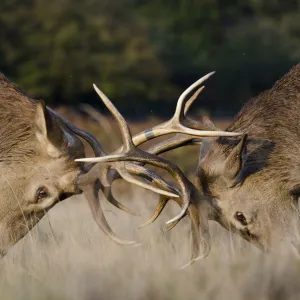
[2,113,300,299]
[1,186,300,300]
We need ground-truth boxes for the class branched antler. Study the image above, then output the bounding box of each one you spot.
[79,85,195,226]
[77,73,241,222]
[76,72,241,266]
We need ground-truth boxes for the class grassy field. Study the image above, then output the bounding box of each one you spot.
[1,113,300,300]
[2,190,300,300]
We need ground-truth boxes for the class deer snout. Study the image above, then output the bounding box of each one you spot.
[60,169,82,195]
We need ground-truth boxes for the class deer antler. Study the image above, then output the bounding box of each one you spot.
[52,109,178,246]
[79,84,197,225]
[76,72,242,266]
[121,73,240,149]
[77,73,241,224]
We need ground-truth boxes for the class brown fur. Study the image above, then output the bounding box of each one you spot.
[0,73,85,255]
[0,73,37,163]
[224,64,300,187]
[199,63,300,251]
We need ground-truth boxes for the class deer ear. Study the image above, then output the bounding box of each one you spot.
[223,134,247,186]
[35,101,63,158]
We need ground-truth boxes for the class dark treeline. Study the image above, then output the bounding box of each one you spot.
[1,0,300,119]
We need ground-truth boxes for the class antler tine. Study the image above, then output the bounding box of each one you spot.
[118,162,184,229]
[101,165,176,216]
[146,134,199,156]
[83,179,137,245]
[129,73,241,148]
[93,84,132,150]
[81,103,119,149]
[137,189,211,268]
[164,190,210,269]
[147,187,211,268]
[184,86,205,116]
[104,161,180,218]
[102,186,140,217]
[96,167,139,216]
[78,164,141,217]
[180,201,211,269]
[174,72,214,121]
[137,196,168,228]
[81,162,179,199]
[115,162,179,198]
[166,218,182,231]
[123,163,180,195]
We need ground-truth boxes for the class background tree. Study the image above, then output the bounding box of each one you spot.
[1,0,300,118]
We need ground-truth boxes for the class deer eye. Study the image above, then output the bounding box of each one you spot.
[234,211,247,226]
[36,187,49,202]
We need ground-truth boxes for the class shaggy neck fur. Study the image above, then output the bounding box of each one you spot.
[0,73,37,164]
[218,63,300,186]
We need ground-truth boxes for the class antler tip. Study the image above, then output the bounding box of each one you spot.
[165,215,181,225]
[75,158,89,162]
[179,260,196,270]
[93,83,102,95]
[205,71,216,79]
[75,154,125,163]
[137,223,148,229]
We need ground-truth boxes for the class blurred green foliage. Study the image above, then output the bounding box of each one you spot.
[1,0,300,118]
